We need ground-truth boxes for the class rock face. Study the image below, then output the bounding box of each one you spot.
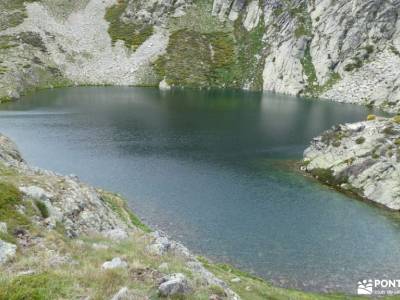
[1,0,400,112]
[304,116,400,210]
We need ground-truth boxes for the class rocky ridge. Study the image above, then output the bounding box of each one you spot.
[1,0,400,113]
[304,115,400,210]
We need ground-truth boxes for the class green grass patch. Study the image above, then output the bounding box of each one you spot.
[154,18,266,90]
[198,257,357,300]
[0,0,39,30]
[34,200,49,218]
[153,29,233,87]
[310,168,348,186]
[0,182,32,241]
[0,272,72,300]
[104,0,153,50]
[355,137,366,145]
[344,57,363,72]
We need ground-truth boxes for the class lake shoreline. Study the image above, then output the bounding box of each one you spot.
[0,133,361,299]
[303,116,400,211]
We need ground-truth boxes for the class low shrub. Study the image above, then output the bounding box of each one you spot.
[355,137,366,145]
[34,200,49,219]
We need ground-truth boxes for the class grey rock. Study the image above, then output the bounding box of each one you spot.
[19,186,52,200]
[0,240,17,264]
[0,222,7,234]
[304,117,400,210]
[147,231,171,255]
[102,257,128,270]
[102,228,129,241]
[110,287,129,300]
[158,273,191,296]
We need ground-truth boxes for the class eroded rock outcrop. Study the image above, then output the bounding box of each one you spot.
[304,116,400,210]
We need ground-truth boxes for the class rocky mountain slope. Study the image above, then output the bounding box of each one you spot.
[304,115,400,210]
[1,0,400,112]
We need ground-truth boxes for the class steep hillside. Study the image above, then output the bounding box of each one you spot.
[1,0,400,113]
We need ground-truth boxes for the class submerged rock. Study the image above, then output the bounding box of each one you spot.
[304,116,400,210]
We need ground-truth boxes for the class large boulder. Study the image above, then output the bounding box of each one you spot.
[158,273,191,297]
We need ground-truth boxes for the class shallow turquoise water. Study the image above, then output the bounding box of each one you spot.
[0,87,399,293]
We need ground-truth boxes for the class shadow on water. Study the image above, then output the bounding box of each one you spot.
[0,86,397,293]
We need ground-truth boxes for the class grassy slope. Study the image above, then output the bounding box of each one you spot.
[153,0,267,90]
[104,0,153,50]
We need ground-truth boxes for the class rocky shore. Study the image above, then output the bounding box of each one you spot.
[0,133,346,299]
[304,115,400,210]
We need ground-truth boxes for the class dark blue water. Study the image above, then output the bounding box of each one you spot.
[1,87,400,293]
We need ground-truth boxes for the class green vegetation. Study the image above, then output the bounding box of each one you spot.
[198,257,358,300]
[309,168,348,186]
[154,6,266,90]
[301,44,319,95]
[168,0,232,34]
[355,137,366,145]
[0,0,36,30]
[0,273,72,300]
[390,45,400,57]
[321,129,347,147]
[393,115,400,124]
[0,182,31,243]
[0,66,7,75]
[18,31,47,52]
[34,200,49,218]
[344,58,363,72]
[344,45,374,72]
[104,0,153,50]
[383,126,396,135]
[289,2,341,97]
[100,190,150,232]
[153,0,267,90]
[153,29,236,88]
[231,17,266,90]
